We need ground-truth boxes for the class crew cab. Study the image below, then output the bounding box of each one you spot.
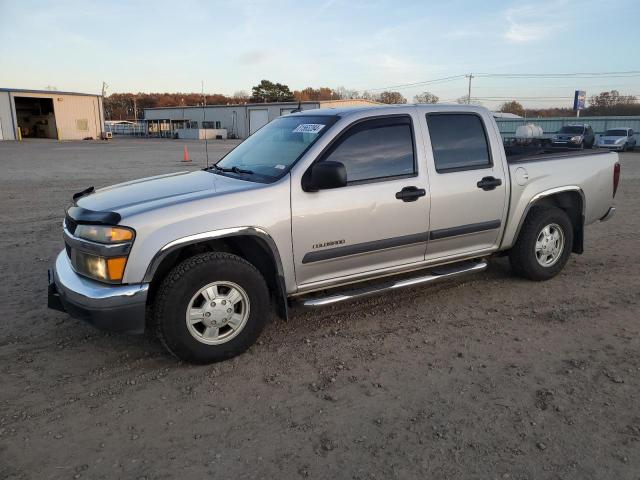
[48,105,620,363]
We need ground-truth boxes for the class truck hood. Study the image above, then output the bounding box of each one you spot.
[76,170,259,218]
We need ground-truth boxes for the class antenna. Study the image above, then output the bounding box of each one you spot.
[202,80,209,167]
[291,99,303,113]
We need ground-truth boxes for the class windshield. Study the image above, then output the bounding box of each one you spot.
[558,126,584,134]
[212,115,337,182]
[604,129,627,137]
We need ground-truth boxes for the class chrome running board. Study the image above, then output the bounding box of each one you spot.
[300,260,488,307]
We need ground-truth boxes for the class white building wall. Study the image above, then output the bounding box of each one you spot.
[48,93,103,140]
[144,102,321,139]
[0,92,16,140]
[0,91,104,140]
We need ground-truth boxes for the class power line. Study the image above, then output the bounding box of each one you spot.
[364,70,640,93]
[476,71,640,78]
[365,74,466,92]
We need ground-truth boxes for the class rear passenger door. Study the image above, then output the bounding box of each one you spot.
[422,112,508,260]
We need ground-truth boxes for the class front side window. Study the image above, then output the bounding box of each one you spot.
[558,126,585,134]
[320,116,415,183]
[426,113,491,172]
[214,115,337,182]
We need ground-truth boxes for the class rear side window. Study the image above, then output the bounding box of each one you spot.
[321,116,415,183]
[427,114,491,172]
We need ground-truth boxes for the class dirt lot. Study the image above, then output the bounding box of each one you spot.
[1,138,639,480]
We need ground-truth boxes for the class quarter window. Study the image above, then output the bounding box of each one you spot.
[320,117,415,183]
[427,114,491,172]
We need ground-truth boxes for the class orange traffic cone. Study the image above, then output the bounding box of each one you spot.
[182,145,191,162]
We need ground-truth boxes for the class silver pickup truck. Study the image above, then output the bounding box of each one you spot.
[48,105,620,363]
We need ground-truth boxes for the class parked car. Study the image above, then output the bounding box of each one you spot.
[596,128,636,151]
[552,124,595,149]
[48,105,620,363]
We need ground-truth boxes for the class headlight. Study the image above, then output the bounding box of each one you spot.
[75,225,134,243]
[615,138,625,144]
[66,224,135,283]
[570,136,583,142]
[75,251,128,282]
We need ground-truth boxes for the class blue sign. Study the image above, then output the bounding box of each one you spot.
[573,90,586,111]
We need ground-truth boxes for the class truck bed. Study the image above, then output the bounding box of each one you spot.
[507,148,611,164]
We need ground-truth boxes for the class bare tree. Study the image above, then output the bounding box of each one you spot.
[377,91,407,104]
[456,95,482,106]
[334,86,360,100]
[360,91,375,101]
[499,100,525,117]
[413,92,439,104]
[232,90,250,102]
[588,90,637,115]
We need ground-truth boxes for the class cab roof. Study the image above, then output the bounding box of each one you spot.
[288,103,491,118]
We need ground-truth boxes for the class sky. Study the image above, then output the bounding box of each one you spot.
[1,0,638,109]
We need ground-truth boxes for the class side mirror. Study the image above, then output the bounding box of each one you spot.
[304,161,347,192]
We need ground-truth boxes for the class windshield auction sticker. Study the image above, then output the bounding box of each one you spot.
[293,124,325,134]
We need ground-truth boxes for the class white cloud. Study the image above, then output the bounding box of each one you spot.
[503,3,565,43]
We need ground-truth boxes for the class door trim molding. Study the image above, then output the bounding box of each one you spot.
[429,220,501,240]
[302,231,429,264]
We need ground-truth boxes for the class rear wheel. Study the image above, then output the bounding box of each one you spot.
[509,207,573,281]
[154,252,270,363]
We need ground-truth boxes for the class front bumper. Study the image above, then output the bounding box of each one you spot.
[551,141,582,148]
[48,250,149,334]
[597,144,625,151]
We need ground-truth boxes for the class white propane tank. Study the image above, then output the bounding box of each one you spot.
[515,123,544,138]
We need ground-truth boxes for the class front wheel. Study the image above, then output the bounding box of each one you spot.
[509,207,574,281]
[154,252,271,363]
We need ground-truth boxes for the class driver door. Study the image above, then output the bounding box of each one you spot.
[290,113,430,288]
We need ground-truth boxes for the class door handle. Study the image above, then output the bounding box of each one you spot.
[477,176,502,191]
[395,186,426,202]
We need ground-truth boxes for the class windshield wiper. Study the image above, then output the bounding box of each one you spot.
[212,164,254,175]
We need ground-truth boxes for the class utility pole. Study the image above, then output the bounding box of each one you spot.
[465,73,474,104]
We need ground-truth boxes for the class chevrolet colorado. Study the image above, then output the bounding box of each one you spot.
[48,105,620,363]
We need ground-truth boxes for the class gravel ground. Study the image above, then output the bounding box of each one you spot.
[1,138,639,480]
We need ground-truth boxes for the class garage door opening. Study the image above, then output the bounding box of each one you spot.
[15,97,58,139]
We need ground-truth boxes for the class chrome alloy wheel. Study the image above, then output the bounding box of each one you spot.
[535,223,565,267]
[185,281,250,345]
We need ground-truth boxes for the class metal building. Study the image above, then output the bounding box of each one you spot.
[143,99,379,139]
[0,88,104,141]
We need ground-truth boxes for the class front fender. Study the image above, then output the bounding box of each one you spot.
[142,226,286,285]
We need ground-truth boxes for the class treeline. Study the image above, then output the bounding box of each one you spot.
[103,79,417,119]
[103,80,639,120]
[500,91,640,117]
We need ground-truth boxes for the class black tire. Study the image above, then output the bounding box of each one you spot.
[154,252,270,364]
[509,207,573,281]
